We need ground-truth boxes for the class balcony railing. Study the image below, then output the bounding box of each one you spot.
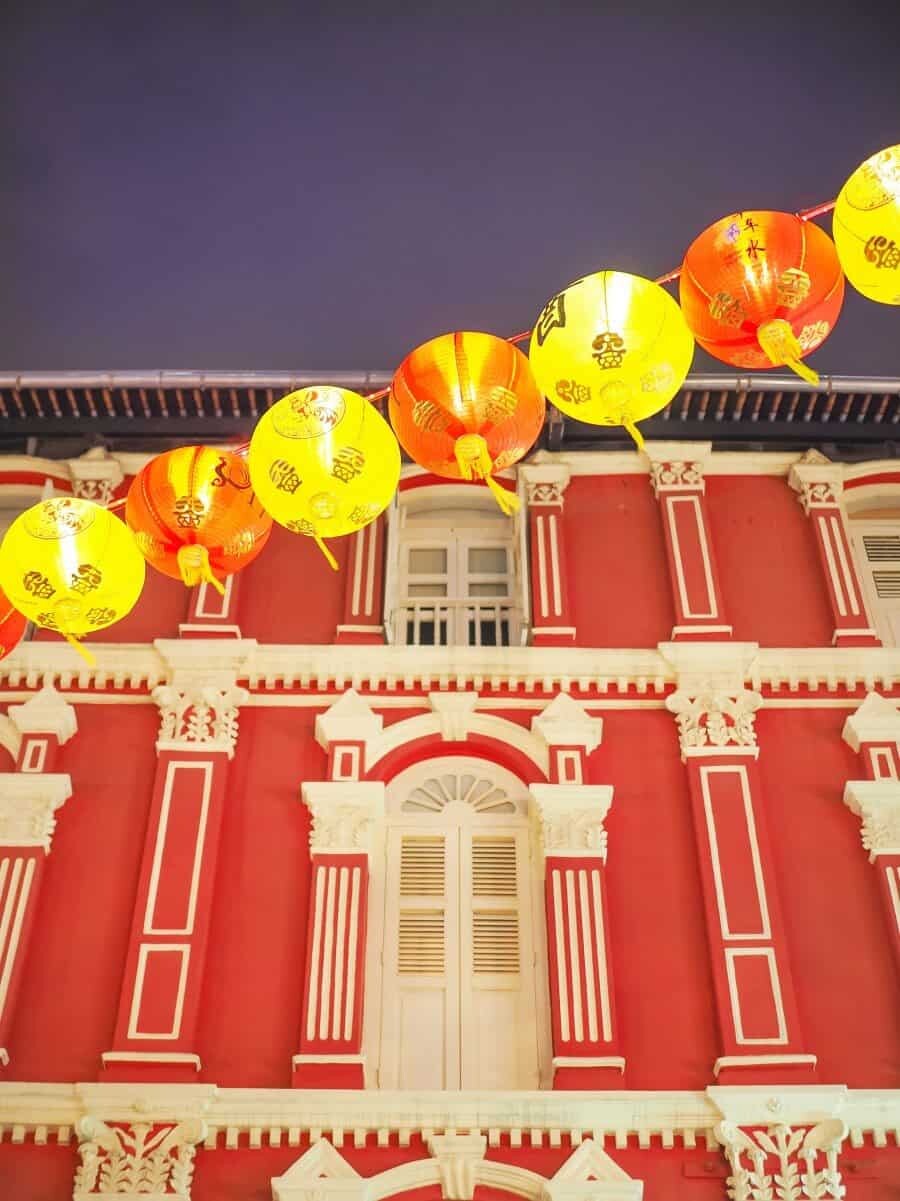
[391,599,521,648]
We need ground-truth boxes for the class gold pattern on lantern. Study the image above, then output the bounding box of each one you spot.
[591,332,627,369]
[777,267,812,307]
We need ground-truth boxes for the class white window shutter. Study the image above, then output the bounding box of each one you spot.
[853,522,900,645]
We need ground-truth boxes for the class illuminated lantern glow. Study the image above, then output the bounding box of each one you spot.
[528,271,694,450]
[679,209,844,384]
[833,144,900,305]
[248,386,400,569]
[0,497,146,664]
[389,331,545,515]
[0,585,27,662]
[126,446,272,595]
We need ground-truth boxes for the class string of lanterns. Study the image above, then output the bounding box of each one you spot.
[0,143,897,664]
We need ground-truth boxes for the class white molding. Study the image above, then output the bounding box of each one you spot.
[101,1051,202,1069]
[529,785,614,860]
[301,782,386,858]
[842,691,900,752]
[0,717,21,765]
[365,708,551,777]
[789,451,845,511]
[315,690,384,754]
[545,1137,642,1201]
[531,693,603,753]
[551,1056,626,1071]
[428,1132,487,1201]
[518,464,572,507]
[428,691,481,741]
[291,1054,365,1066]
[0,773,72,850]
[153,683,248,758]
[7,684,78,744]
[713,1054,818,1078]
[843,779,900,858]
[525,449,808,479]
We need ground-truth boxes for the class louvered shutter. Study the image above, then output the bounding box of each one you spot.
[378,830,459,1088]
[460,830,539,1089]
[853,523,900,645]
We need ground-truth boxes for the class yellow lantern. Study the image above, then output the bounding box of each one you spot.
[528,271,694,449]
[0,497,146,663]
[248,385,401,569]
[833,144,900,305]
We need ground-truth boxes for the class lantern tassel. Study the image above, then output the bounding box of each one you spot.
[454,434,520,516]
[314,534,339,571]
[61,630,97,667]
[52,599,97,667]
[177,545,226,595]
[758,319,820,386]
[623,418,646,452]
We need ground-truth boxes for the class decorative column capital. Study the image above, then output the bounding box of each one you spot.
[74,1115,206,1198]
[152,683,248,758]
[529,783,614,860]
[7,684,78,745]
[520,463,572,507]
[842,692,900,753]
[301,781,386,859]
[715,1118,846,1201]
[644,440,712,496]
[788,450,845,513]
[67,448,125,506]
[532,693,603,753]
[666,689,762,758]
[427,1132,487,1201]
[843,779,900,859]
[315,689,384,751]
[0,773,71,850]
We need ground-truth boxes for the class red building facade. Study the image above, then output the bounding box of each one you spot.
[1,419,899,1200]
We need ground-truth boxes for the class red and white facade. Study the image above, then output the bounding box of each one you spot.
[1,442,900,1199]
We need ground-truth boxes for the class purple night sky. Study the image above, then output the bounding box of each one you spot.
[1,2,898,376]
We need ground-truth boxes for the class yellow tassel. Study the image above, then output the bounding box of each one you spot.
[314,534,339,571]
[757,319,820,386]
[177,545,226,595]
[454,433,520,516]
[52,599,96,666]
[62,630,96,667]
[623,418,646,452]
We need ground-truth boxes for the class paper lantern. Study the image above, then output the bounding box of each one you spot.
[248,386,400,569]
[0,585,27,661]
[389,331,545,514]
[679,210,844,383]
[528,271,694,449]
[833,144,900,305]
[0,497,145,663]
[126,446,272,594]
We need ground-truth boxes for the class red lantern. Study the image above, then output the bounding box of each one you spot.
[0,585,27,661]
[389,331,545,514]
[679,210,844,383]
[126,447,272,592]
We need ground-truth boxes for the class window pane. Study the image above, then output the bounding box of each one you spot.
[468,547,507,574]
[407,583,448,597]
[409,548,447,575]
[468,583,508,597]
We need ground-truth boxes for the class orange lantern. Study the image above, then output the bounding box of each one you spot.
[679,210,844,383]
[0,585,27,661]
[126,446,272,593]
[389,331,545,514]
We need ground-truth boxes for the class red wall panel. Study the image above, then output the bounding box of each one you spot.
[566,476,675,647]
[705,476,833,646]
[236,524,346,644]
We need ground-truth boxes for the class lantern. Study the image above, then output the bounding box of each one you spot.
[126,446,272,594]
[389,331,545,514]
[0,585,27,661]
[679,210,844,383]
[248,386,400,569]
[833,144,900,305]
[528,271,694,450]
[0,497,145,663]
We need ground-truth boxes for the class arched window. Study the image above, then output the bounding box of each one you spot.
[365,756,549,1089]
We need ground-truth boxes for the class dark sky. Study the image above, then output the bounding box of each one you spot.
[2,1,899,376]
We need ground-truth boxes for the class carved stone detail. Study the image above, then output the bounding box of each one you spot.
[520,464,571,509]
[666,689,762,756]
[315,689,384,753]
[843,780,900,859]
[527,481,565,505]
[0,773,71,850]
[715,1120,846,1201]
[544,1137,642,1200]
[427,1132,487,1201]
[529,784,614,860]
[271,1137,367,1201]
[301,782,385,858]
[788,453,844,514]
[8,683,78,744]
[648,460,704,496]
[841,692,900,754]
[532,693,603,753]
[67,449,124,508]
[74,1116,206,1198]
[153,684,248,757]
[428,691,480,741]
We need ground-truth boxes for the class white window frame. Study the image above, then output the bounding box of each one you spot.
[850,515,900,647]
[363,756,552,1090]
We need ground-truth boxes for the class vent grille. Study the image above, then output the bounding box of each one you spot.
[473,910,520,973]
[400,836,445,896]
[398,910,445,974]
[873,571,900,598]
[472,836,518,897]
[863,535,900,562]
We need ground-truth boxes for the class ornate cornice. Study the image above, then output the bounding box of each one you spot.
[529,784,614,860]
[153,684,248,758]
[8,683,78,744]
[74,1116,206,1199]
[531,693,603,752]
[842,779,900,859]
[841,691,900,753]
[301,782,386,858]
[0,773,72,850]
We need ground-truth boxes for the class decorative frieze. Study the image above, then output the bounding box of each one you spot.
[74,1116,206,1198]
[0,774,72,850]
[301,783,386,858]
[715,1119,846,1201]
[843,780,900,859]
[153,684,248,757]
[648,459,705,496]
[521,464,572,509]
